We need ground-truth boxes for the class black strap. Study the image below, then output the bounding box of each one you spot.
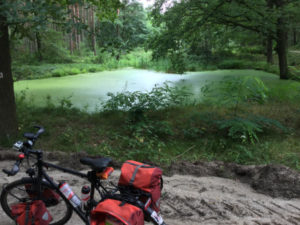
[126,161,154,168]
[25,203,30,225]
[129,164,145,185]
[119,201,126,207]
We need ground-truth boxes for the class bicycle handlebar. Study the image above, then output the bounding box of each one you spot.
[3,126,44,177]
[3,160,21,176]
[33,125,45,140]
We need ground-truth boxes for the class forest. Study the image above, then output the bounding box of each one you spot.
[1,0,300,170]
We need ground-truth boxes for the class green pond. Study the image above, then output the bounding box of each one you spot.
[14,68,291,112]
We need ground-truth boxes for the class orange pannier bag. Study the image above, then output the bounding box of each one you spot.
[11,200,53,225]
[118,160,163,212]
[90,199,144,225]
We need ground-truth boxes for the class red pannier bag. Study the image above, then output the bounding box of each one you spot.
[11,200,53,225]
[90,199,144,225]
[118,160,163,212]
[25,184,60,206]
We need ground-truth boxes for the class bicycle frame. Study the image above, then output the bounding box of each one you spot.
[3,126,166,225]
[31,151,111,225]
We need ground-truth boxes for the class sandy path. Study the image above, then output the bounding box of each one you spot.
[0,160,300,225]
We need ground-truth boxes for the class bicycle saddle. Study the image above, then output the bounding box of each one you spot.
[80,157,111,172]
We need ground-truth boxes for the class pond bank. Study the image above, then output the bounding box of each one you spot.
[14,68,281,112]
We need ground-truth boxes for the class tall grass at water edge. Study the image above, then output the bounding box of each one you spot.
[5,77,300,171]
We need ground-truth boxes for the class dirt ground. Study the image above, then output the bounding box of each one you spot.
[0,155,300,225]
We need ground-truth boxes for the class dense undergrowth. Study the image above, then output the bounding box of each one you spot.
[3,76,300,171]
[12,48,300,81]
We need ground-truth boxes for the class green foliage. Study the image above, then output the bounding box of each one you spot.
[39,30,73,64]
[97,1,149,57]
[202,76,269,109]
[168,49,186,74]
[59,96,73,109]
[149,0,300,78]
[101,82,191,161]
[216,117,262,143]
[214,116,288,144]
[12,86,300,169]
[117,119,173,161]
[12,63,104,80]
[201,76,288,143]
[217,60,251,69]
[183,127,203,139]
[12,49,178,81]
[2,0,122,38]
[102,82,192,112]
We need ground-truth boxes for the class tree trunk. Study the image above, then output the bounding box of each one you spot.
[69,5,74,54]
[76,3,80,50]
[36,32,43,61]
[116,8,120,60]
[73,5,78,50]
[0,14,18,138]
[276,17,289,80]
[293,28,297,46]
[266,35,273,64]
[91,7,96,56]
[274,0,289,80]
[80,4,84,44]
[70,32,74,54]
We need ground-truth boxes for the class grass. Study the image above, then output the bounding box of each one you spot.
[12,52,300,82]
[14,104,300,170]
[5,81,300,171]
[12,63,105,81]
[7,47,300,170]
[12,49,154,81]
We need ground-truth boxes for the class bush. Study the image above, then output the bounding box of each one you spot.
[215,116,287,143]
[102,82,192,112]
[69,68,81,75]
[200,76,288,143]
[202,75,269,108]
[51,69,65,77]
[168,50,186,74]
[217,59,250,69]
[88,67,97,73]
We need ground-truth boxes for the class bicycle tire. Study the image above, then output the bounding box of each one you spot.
[1,177,73,225]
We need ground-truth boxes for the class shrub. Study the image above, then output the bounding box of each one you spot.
[201,76,287,143]
[215,116,287,143]
[102,82,192,112]
[202,75,269,109]
[217,59,250,69]
[51,69,65,77]
[88,67,97,73]
[69,68,81,75]
[168,50,186,74]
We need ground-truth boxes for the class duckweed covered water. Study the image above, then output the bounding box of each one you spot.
[14,68,288,112]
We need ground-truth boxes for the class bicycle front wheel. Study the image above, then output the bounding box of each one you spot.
[1,177,73,225]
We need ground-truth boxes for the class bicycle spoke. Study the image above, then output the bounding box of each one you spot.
[5,187,28,202]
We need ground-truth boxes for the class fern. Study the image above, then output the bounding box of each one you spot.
[216,117,263,143]
[250,115,289,133]
[201,76,269,112]
[215,115,287,143]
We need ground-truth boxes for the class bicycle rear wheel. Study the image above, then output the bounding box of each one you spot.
[1,177,73,225]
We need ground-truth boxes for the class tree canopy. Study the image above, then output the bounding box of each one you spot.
[149,0,300,79]
[0,0,121,137]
